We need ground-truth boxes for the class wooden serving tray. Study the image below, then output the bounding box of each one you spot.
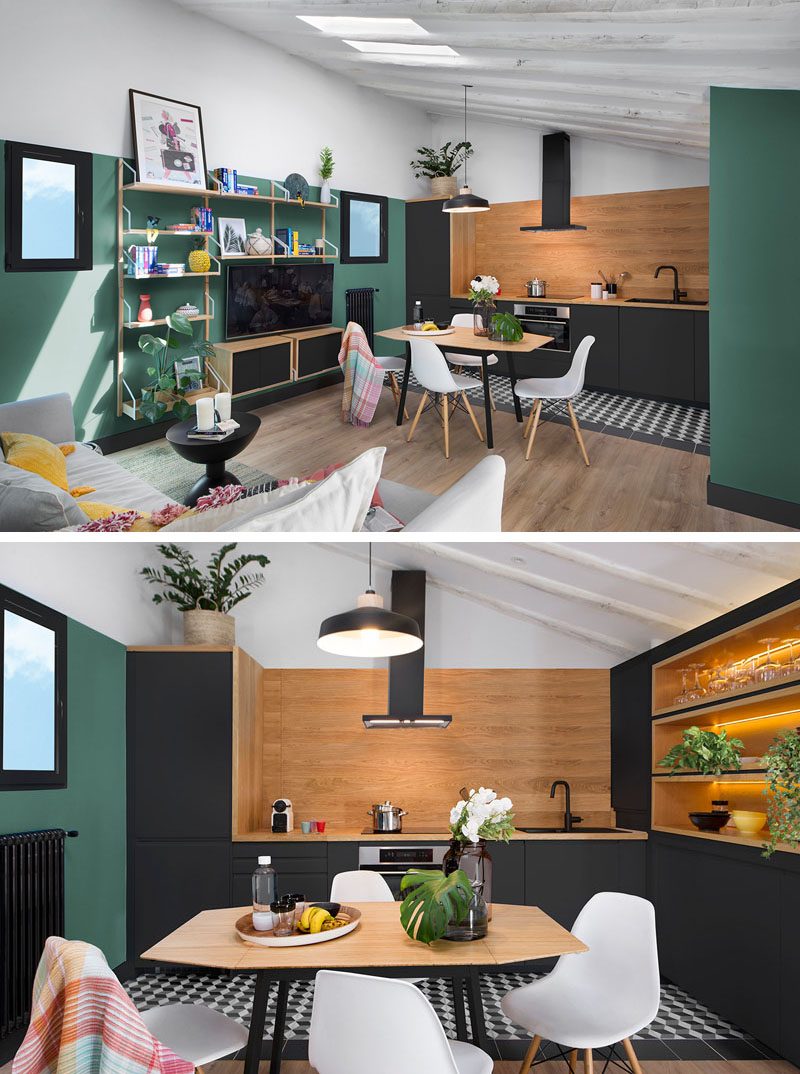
[235,905,361,947]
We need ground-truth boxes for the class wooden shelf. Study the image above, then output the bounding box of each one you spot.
[217,253,338,261]
[651,824,800,854]
[123,182,218,196]
[122,385,216,422]
[126,271,220,280]
[652,770,767,783]
[123,315,211,329]
[124,229,213,238]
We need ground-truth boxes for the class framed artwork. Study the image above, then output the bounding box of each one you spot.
[218,217,247,256]
[340,191,388,264]
[174,355,203,391]
[4,141,93,272]
[129,89,208,188]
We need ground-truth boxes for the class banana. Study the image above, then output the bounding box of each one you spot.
[298,906,316,933]
[309,907,331,934]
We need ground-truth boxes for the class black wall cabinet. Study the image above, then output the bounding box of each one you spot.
[406,200,450,321]
[620,308,695,402]
[232,842,329,906]
[571,305,620,390]
[610,656,652,830]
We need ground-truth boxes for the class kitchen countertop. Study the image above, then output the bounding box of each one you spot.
[451,293,709,311]
[233,828,648,843]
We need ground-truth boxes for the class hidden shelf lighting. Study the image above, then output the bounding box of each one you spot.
[362,715,452,729]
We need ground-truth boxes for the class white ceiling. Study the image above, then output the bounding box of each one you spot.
[171,0,800,158]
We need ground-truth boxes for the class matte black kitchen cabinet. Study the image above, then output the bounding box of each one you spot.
[232,842,329,906]
[524,841,645,929]
[406,200,450,311]
[571,305,620,390]
[619,308,695,402]
[694,313,709,404]
[610,655,652,830]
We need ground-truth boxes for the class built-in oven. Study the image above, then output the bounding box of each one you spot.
[513,303,571,354]
[358,844,448,900]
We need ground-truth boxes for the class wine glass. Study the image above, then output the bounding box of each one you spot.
[707,663,729,695]
[756,638,781,683]
[674,668,693,705]
[686,663,708,701]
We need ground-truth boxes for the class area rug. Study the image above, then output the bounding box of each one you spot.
[112,442,273,504]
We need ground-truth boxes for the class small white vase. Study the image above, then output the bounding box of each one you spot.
[320,179,332,204]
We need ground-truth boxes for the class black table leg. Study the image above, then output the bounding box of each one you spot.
[481,354,494,449]
[185,460,242,507]
[270,979,290,1074]
[506,352,523,423]
[396,349,411,426]
[244,971,271,1074]
[465,966,489,1053]
[451,975,468,1042]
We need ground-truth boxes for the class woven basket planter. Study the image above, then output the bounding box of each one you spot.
[183,609,235,647]
[431,175,458,198]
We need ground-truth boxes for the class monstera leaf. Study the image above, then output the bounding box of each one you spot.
[399,868,473,945]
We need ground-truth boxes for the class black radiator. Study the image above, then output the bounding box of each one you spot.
[345,287,380,349]
[0,829,76,1039]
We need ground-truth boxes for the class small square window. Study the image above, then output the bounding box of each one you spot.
[340,191,388,265]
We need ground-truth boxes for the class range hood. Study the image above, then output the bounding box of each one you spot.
[520,131,586,233]
[362,570,452,729]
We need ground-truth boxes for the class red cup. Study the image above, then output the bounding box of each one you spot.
[316,820,327,833]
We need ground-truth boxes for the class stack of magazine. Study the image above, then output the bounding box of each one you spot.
[187,418,240,442]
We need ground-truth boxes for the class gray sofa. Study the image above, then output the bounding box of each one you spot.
[0,393,506,532]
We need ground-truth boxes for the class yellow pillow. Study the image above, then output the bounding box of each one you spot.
[1,431,69,490]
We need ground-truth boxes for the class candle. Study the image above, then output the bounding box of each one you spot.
[252,910,274,932]
[196,396,215,431]
[215,391,232,422]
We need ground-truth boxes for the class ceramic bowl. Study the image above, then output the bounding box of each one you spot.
[688,811,730,832]
[731,810,767,834]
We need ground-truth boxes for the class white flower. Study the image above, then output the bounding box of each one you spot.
[450,803,466,824]
[470,275,500,295]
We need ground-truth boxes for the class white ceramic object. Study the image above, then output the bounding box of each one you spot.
[320,179,332,204]
[235,905,361,947]
[402,326,455,337]
[245,228,273,256]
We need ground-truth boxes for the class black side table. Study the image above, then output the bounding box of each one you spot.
[166,411,261,507]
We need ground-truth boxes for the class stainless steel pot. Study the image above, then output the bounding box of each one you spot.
[367,801,408,833]
[527,278,547,297]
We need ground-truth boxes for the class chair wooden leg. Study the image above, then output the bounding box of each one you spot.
[524,400,543,461]
[567,400,590,466]
[583,1049,594,1074]
[406,391,428,443]
[518,1034,541,1074]
[621,1039,643,1074]
[462,392,485,443]
[567,1050,578,1073]
[522,400,537,438]
[442,393,450,459]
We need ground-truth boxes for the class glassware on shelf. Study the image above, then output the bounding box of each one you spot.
[674,668,693,705]
[685,663,708,702]
[784,635,800,677]
[756,638,782,683]
[707,663,730,695]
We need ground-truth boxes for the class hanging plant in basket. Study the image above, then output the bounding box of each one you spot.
[762,727,800,858]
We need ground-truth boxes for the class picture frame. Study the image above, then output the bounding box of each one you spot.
[129,89,208,189]
[218,217,247,256]
[174,355,204,392]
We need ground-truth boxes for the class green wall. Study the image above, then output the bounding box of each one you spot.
[0,143,406,442]
[0,619,127,967]
[709,87,800,505]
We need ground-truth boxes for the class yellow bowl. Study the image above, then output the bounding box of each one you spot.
[731,810,767,835]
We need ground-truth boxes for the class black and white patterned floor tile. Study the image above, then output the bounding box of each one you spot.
[404,373,710,454]
[125,970,758,1047]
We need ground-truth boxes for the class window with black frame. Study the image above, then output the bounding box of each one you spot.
[340,191,388,265]
[0,586,67,790]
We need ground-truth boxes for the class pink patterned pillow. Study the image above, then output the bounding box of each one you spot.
[150,503,190,527]
[77,510,141,532]
[195,485,246,511]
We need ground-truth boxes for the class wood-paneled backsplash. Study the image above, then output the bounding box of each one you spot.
[258,668,611,831]
[453,186,708,302]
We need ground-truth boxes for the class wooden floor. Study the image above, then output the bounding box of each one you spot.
[116,384,782,532]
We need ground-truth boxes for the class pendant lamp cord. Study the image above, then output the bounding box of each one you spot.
[463,84,470,187]
[368,542,373,589]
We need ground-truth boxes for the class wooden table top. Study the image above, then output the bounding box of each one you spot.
[141,902,587,971]
[376,325,554,353]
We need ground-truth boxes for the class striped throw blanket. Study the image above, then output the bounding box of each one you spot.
[337,321,384,427]
[13,937,194,1074]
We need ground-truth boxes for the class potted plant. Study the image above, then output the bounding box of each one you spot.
[657,726,745,775]
[138,311,216,424]
[762,727,800,857]
[319,146,334,205]
[140,543,271,646]
[442,787,514,928]
[399,868,474,944]
[468,275,500,337]
[410,141,473,198]
[489,311,524,343]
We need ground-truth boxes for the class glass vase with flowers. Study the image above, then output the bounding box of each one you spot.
[468,275,500,336]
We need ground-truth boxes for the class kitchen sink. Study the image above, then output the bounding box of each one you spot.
[625,297,708,306]
[516,826,622,834]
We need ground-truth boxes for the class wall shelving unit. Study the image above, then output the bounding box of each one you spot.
[116,161,339,421]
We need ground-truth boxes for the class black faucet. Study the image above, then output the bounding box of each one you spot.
[550,779,583,832]
[654,264,687,304]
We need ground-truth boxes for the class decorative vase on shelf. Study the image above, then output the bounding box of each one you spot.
[137,294,153,323]
[431,175,458,199]
[320,179,332,204]
[245,228,273,256]
[443,839,493,920]
[473,300,495,337]
[183,609,236,647]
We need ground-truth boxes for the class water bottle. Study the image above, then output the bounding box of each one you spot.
[413,300,424,325]
[252,855,277,931]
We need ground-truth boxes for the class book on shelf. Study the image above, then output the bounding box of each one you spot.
[275,228,299,255]
[214,167,238,195]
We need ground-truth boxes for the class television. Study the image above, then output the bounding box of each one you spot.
[226,262,334,340]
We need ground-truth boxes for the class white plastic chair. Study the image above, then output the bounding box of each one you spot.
[445,313,498,411]
[374,353,409,418]
[407,337,485,459]
[501,892,660,1074]
[330,869,395,902]
[140,1004,249,1069]
[513,335,595,464]
[310,970,493,1074]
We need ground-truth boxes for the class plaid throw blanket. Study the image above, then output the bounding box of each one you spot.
[13,937,194,1074]
[337,321,384,427]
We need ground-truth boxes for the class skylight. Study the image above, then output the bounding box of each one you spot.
[344,41,459,56]
[297,16,429,37]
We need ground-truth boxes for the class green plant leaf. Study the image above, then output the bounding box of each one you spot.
[399,868,473,944]
[762,727,800,857]
[657,725,744,776]
[167,312,193,336]
[172,398,192,421]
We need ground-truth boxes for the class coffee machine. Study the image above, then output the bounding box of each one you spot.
[271,798,294,833]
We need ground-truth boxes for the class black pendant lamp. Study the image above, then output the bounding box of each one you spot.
[317,545,423,658]
[443,85,490,215]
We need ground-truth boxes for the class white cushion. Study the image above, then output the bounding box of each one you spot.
[163,448,386,532]
[63,444,177,513]
[403,455,505,532]
[0,460,86,531]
